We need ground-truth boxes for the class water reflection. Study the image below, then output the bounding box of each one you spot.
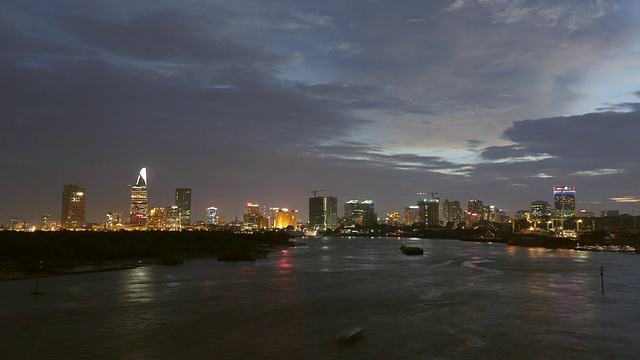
[3,237,639,359]
[119,266,154,303]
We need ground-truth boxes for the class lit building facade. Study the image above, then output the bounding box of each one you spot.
[148,207,167,230]
[106,211,123,228]
[530,200,552,219]
[443,199,462,228]
[274,208,299,229]
[10,218,24,231]
[166,205,181,231]
[468,199,483,215]
[205,207,218,225]
[268,207,279,228]
[41,214,51,229]
[62,184,86,229]
[418,197,440,226]
[404,206,419,225]
[466,199,483,224]
[129,167,148,226]
[309,196,338,231]
[244,202,264,230]
[344,200,376,226]
[384,211,401,226]
[175,188,191,227]
[554,186,576,217]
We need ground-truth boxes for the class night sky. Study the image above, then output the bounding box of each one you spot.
[3,0,640,225]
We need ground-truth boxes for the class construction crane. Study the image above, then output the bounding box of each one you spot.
[311,189,328,197]
[417,192,438,199]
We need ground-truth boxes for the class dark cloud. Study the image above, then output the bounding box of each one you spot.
[298,83,435,115]
[59,10,282,69]
[478,107,640,183]
[1,0,640,224]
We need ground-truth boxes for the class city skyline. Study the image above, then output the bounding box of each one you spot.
[2,1,640,225]
[0,167,637,228]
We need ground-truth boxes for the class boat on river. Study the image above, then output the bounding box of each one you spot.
[507,233,576,249]
[400,245,424,255]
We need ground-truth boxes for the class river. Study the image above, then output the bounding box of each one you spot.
[1,236,639,359]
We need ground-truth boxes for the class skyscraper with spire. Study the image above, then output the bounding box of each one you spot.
[129,167,148,226]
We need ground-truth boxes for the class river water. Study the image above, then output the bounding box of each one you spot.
[1,237,639,359]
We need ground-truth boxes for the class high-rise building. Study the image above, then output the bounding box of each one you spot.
[443,199,462,228]
[530,200,551,219]
[205,207,218,225]
[309,196,338,231]
[274,208,299,229]
[468,199,483,215]
[554,186,576,217]
[106,211,123,229]
[466,199,483,224]
[62,184,86,229]
[418,197,440,226]
[166,205,181,231]
[427,198,440,226]
[129,167,148,226]
[344,200,376,226]
[41,214,51,229]
[175,188,191,227]
[244,202,264,230]
[268,207,279,229]
[148,207,167,230]
[404,206,419,225]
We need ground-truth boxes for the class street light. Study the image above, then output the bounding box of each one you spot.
[577,219,583,231]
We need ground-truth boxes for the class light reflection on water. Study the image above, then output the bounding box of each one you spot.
[1,237,639,359]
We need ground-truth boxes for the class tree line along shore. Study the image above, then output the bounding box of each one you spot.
[0,230,291,278]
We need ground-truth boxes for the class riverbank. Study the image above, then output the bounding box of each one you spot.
[0,230,291,280]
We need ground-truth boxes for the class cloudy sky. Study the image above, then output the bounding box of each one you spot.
[2,0,640,224]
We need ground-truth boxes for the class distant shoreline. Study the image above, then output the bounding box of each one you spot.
[0,230,291,281]
[0,262,145,281]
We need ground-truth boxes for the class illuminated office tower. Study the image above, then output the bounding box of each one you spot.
[554,186,576,217]
[61,184,86,230]
[129,167,148,226]
[530,200,551,219]
[309,196,338,231]
[443,199,462,228]
[274,208,299,229]
[268,207,279,228]
[344,200,376,226]
[404,206,419,225]
[148,207,167,230]
[205,207,218,225]
[166,205,181,231]
[244,202,264,230]
[175,188,191,227]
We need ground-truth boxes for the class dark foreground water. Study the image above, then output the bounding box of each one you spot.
[1,237,639,359]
